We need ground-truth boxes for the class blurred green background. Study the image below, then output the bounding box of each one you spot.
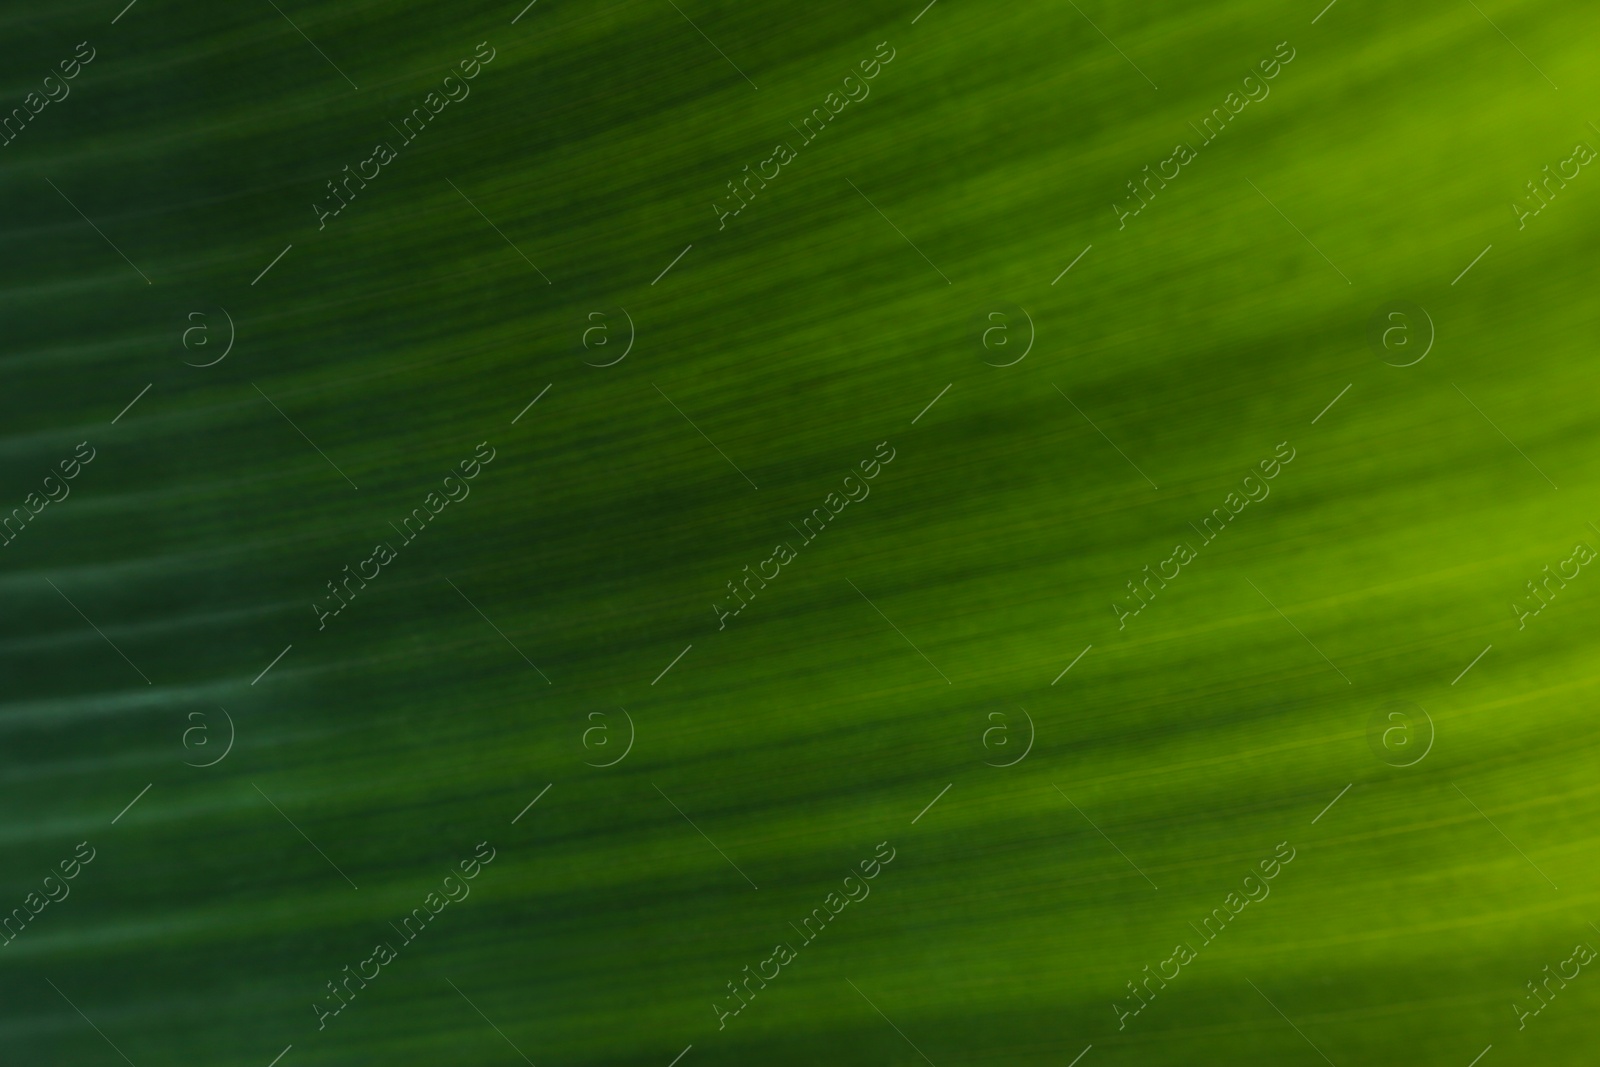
[3,0,1599,1063]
